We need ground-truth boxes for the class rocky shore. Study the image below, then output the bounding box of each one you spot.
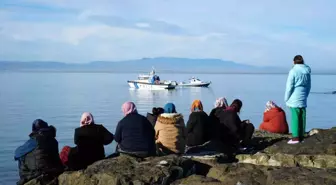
[25,127,336,185]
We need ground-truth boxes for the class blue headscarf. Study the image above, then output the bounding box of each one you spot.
[164,103,176,113]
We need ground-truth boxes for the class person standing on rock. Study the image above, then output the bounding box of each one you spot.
[14,119,63,185]
[155,103,187,155]
[115,102,156,158]
[285,55,311,144]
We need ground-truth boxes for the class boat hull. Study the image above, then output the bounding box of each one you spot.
[179,82,211,87]
[127,81,175,90]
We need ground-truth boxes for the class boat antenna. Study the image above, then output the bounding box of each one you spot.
[151,66,155,75]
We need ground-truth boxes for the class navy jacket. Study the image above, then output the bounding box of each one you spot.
[115,113,155,154]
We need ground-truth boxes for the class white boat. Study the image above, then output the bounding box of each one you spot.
[127,68,176,90]
[178,77,211,87]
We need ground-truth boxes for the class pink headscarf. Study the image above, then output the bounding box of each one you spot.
[122,102,137,116]
[80,112,94,127]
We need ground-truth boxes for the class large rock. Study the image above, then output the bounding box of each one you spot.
[58,154,195,185]
[24,128,336,185]
[206,163,336,185]
[236,128,336,169]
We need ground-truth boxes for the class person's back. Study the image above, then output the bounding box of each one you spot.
[285,55,312,144]
[217,108,241,144]
[155,103,186,154]
[186,100,211,146]
[146,107,164,127]
[14,119,63,185]
[74,124,114,169]
[115,110,156,155]
[285,64,311,108]
[260,101,288,134]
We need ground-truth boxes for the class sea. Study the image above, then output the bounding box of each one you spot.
[0,72,335,184]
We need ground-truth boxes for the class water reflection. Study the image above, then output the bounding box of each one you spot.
[128,89,179,114]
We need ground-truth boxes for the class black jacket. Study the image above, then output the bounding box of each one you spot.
[115,113,155,154]
[14,126,63,185]
[69,124,114,170]
[186,111,211,146]
[146,113,158,127]
[210,108,242,145]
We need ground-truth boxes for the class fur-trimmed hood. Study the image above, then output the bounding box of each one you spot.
[157,113,183,125]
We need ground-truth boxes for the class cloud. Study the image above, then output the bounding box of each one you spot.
[0,0,336,69]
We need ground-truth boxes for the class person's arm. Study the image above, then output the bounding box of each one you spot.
[114,122,122,143]
[74,128,79,145]
[14,139,37,160]
[181,118,187,140]
[263,111,271,122]
[186,114,195,134]
[154,122,160,140]
[284,70,295,103]
[100,126,114,145]
[307,73,312,97]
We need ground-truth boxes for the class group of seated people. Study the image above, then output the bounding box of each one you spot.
[14,98,289,185]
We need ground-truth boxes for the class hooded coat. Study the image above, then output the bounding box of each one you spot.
[285,64,311,108]
[14,126,63,185]
[260,107,289,134]
[155,113,186,154]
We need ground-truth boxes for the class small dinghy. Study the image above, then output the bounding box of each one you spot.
[179,77,211,87]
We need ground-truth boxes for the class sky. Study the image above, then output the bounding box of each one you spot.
[0,0,335,68]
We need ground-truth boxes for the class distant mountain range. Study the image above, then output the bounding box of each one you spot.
[0,57,286,73]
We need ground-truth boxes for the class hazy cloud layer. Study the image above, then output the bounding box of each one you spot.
[0,0,335,68]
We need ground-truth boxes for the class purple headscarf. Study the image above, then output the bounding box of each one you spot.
[122,102,138,116]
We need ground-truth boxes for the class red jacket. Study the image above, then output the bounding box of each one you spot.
[259,107,289,134]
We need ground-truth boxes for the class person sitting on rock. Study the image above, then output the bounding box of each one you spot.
[14,119,63,185]
[60,112,114,170]
[115,102,156,158]
[208,97,230,146]
[209,97,229,117]
[219,99,255,148]
[155,103,186,155]
[146,107,164,127]
[186,100,211,147]
[259,101,289,134]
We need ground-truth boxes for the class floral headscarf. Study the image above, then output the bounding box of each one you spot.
[265,101,278,112]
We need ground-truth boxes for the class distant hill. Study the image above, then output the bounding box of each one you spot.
[0,57,285,73]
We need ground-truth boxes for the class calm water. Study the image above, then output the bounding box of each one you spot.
[0,72,335,184]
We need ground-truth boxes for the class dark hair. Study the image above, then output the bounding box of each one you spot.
[293,55,304,64]
[230,99,243,113]
[152,107,164,116]
[32,119,48,132]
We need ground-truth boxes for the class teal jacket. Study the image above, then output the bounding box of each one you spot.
[284,64,311,108]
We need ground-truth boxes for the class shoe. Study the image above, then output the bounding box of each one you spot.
[287,139,299,144]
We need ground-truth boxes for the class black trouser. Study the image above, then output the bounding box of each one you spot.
[115,145,153,158]
[240,123,255,147]
[156,143,181,156]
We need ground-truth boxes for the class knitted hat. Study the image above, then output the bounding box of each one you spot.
[164,103,176,113]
